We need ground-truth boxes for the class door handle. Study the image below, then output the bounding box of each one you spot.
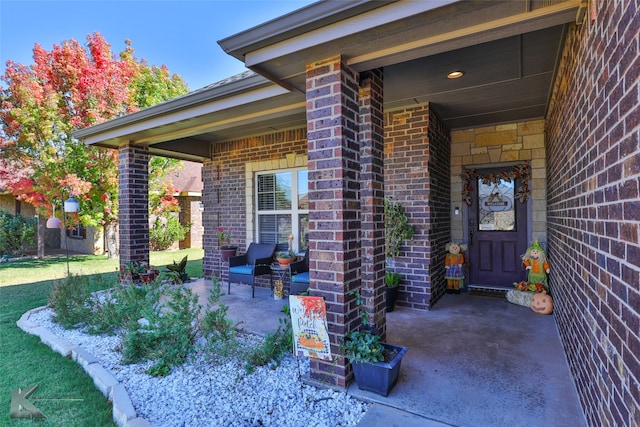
[469,219,474,246]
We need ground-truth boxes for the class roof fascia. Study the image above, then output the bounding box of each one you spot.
[241,0,459,68]
[75,83,291,146]
[218,0,395,60]
[74,72,270,141]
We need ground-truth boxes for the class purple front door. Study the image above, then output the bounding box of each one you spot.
[468,169,528,287]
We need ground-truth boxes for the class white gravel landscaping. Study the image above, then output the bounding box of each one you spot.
[27,308,369,427]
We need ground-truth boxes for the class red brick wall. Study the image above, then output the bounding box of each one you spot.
[384,104,451,309]
[546,2,640,425]
[118,144,149,269]
[359,69,387,338]
[202,130,308,280]
[305,56,362,388]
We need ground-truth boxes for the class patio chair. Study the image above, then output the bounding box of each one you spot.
[228,243,276,297]
[289,248,309,295]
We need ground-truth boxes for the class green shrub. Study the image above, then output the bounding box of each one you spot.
[166,255,189,284]
[121,284,201,375]
[48,275,92,328]
[0,210,37,257]
[149,214,190,251]
[243,305,293,373]
[200,278,242,359]
[87,282,159,335]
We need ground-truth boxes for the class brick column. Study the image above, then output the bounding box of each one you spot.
[118,144,149,270]
[306,56,360,387]
[359,69,387,338]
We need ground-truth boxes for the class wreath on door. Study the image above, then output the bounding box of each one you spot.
[462,162,531,206]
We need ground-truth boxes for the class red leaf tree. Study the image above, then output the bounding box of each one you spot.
[0,32,189,255]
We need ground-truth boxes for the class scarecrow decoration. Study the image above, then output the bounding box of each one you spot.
[507,241,553,314]
[521,241,550,289]
[445,242,467,294]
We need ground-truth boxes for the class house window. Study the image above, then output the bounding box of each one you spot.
[257,169,308,251]
[66,224,87,240]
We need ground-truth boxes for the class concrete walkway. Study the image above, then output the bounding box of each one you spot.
[186,280,586,427]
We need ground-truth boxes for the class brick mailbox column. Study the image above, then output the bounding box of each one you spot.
[118,144,149,270]
[306,56,362,387]
[359,69,387,338]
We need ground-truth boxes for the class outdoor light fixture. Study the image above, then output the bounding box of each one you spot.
[46,203,62,228]
[64,196,80,213]
[447,70,464,79]
[454,207,460,215]
[46,217,62,228]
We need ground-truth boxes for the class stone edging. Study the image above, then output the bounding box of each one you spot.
[16,306,154,427]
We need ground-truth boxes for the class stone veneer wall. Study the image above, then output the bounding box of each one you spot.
[450,119,547,246]
[545,2,640,425]
[384,104,451,309]
[202,130,308,281]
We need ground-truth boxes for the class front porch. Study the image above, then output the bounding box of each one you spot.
[188,279,585,426]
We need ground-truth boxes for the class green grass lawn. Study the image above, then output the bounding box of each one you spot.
[0,248,204,426]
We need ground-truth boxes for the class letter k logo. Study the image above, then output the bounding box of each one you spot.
[10,385,45,419]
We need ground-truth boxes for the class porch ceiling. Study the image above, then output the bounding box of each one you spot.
[74,0,580,161]
[225,0,578,129]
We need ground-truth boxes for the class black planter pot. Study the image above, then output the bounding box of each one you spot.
[351,343,408,396]
[386,286,399,312]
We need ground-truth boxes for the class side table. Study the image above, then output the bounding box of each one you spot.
[270,263,291,296]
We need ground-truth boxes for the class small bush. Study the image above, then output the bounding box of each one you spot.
[49,275,92,328]
[149,214,190,251]
[200,278,242,359]
[243,305,293,373]
[0,210,37,257]
[121,284,201,374]
[87,282,159,335]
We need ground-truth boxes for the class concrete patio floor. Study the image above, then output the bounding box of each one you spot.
[185,280,586,427]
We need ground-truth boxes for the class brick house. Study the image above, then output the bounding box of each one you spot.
[75,1,639,424]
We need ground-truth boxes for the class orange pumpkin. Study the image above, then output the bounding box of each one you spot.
[530,292,553,315]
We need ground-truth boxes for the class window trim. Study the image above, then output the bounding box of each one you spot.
[255,167,308,252]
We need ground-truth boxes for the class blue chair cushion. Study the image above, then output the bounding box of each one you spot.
[230,265,254,275]
[292,272,309,284]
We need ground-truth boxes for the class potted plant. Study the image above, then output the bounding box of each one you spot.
[385,197,414,259]
[384,271,403,312]
[343,291,408,396]
[276,250,296,267]
[217,227,237,262]
[276,234,297,266]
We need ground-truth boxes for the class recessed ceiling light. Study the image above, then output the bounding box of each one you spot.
[447,71,464,79]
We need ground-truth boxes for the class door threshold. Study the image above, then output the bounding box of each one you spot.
[467,284,510,298]
[468,284,512,291]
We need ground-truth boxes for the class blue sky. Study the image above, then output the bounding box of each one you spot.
[0,0,316,90]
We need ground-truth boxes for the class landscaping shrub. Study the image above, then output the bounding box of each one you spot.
[121,284,201,376]
[48,274,92,328]
[0,209,37,257]
[149,214,190,251]
[200,278,242,359]
[243,305,293,373]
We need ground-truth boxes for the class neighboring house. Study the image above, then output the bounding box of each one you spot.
[170,160,203,249]
[73,160,204,255]
[74,1,640,424]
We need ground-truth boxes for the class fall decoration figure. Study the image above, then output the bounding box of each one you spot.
[521,241,550,289]
[445,242,467,294]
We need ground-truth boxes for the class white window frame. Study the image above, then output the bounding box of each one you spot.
[255,167,308,252]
